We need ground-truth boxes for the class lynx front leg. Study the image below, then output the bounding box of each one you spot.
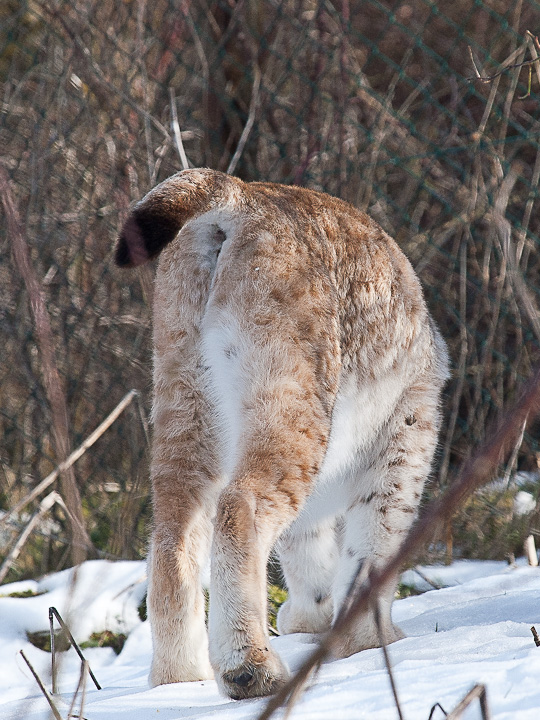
[147,397,221,686]
[148,501,214,685]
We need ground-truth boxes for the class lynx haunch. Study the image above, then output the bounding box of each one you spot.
[116,168,449,700]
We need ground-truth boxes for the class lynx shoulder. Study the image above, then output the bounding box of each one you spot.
[116,168,449,699]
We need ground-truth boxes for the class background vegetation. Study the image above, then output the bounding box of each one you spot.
[1,0,540,581]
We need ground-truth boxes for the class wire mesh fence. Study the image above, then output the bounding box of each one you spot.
[2,0,540,579]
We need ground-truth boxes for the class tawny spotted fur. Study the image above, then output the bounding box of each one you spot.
[116,168,448,699]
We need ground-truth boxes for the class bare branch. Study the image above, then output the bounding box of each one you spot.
[34,1,170,140]
[0,492,60,584]
[0,167,92,564]
[0,389,139,528]
[49,607,101,690]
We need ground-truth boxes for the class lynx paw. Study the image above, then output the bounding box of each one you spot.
[332,620,405,659]
[277,596,333,635]
[149,657,214,686]
[217,646,289,699]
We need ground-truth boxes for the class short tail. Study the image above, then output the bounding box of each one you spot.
[115,168,238,267]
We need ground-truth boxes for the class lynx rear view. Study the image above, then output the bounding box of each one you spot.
[115,169,448,699]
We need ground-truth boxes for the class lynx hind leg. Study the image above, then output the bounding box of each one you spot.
[332,382,443,659]
[276,517,338,635]
[207,370,336,699]
[203,291,340,698]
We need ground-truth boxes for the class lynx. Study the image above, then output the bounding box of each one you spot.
[116,168,448,700]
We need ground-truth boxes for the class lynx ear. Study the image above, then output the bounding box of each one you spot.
[115,208,181,267]
[115,168,236,268]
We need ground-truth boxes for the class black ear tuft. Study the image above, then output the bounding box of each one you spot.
[115,210,180,268]
[132,208,180,261]
[115,215,147,267]
[115,233,134,267]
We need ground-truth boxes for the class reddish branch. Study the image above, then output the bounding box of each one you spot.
[0,167,93,565]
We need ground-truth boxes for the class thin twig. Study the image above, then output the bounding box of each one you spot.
[0,389,139,528]
[412,566,443,591]
[67,658,88,717]
[49,607,101,690]
[531,626,540,647]
[526,31,540,87]
[0,492,60,584]
[446,684,490,720]
[502,416,528,485]
[169,88,190,170]
[494,166,540,346]
[179,1,210,165]
[373,597,404,720]
[280,560,371,720]
[19,650,63,720]
[468,37,540,82]
[227,65,261,176]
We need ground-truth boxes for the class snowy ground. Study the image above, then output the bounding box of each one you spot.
[1,558,539,720]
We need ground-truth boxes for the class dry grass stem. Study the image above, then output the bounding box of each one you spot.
[169,88,190,171]
[67,660,89,720]
[19,650,63,720]
[468,36,540,82]
[524,535,538,566]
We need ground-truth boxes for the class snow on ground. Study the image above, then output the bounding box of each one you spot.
[1,559,539,719]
